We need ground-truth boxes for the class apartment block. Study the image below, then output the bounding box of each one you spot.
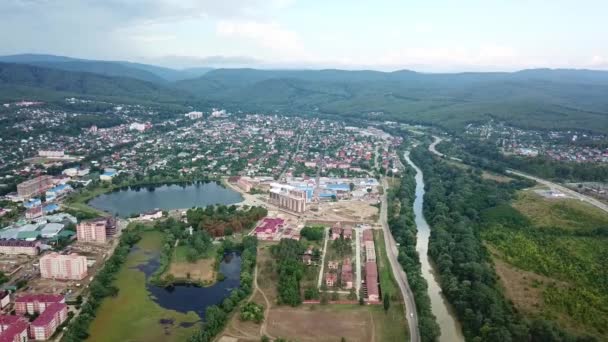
[39,253,87,280]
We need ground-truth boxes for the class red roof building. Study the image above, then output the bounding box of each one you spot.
[362,229,373,243]
[325,272,338,287]
[0,315,28,342]
[365,261,379,301]
[341,259,353,289]
[14,294,64,316]
[253,218,284,240]
[30,302,68,341]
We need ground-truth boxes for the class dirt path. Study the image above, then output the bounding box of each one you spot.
[255,260,274,339]
[369,311,376,342]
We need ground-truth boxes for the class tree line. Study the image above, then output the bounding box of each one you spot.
[188,236,258,342]
[186,204,268,237]
[387,157,440,341]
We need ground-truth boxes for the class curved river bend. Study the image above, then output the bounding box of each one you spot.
[404,152,464,342]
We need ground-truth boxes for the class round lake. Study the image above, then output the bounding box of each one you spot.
[88,182,243,217]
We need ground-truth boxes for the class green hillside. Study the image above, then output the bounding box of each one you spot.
[177,68,608,133]
[0,62,187,102]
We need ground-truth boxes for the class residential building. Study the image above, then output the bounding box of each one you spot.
[30,302,68,341]
[77,217,116,243]
[0,291,10,309]
[16,176,53,199]
[362,229,373,243]
[0,315,28,342]
[365,240,376,262]
[327,260,339,270]
[185,111,203,120]
[325,272,337,287]
[330,223,342,240]
[269,183,306,213]
[341,259,353,289]
[365,261,379,301]
[137,209,163,221]
[342,227,353,240]
[39,253,87,280]
[38,150,64,159]
[25,207,43,220]
[0,240,40,256]
[14,295,64,315]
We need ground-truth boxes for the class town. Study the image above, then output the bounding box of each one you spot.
[0,100,406,341]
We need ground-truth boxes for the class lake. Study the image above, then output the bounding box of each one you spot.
[88,181,243,217]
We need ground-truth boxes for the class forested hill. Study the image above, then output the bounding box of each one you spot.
[1,55,608,134]
[176,68,608,134]
[0,54,213,82]
[0,62,188,102]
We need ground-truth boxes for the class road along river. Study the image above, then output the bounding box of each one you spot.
[404,151,464,342]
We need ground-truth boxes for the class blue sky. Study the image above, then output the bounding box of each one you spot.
[1,0,607,71]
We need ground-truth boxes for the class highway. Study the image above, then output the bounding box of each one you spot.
[380,177,421,342]
[429,136,608,214]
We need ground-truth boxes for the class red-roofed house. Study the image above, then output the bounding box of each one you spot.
[366,261,379,301]
[14,294,64,315]
[253,218,284,240]
[342,227,353,240]
[325,272,337,287]
[341,259,353,289]
[330,223,342,240]
[362,229,373,243]
[0,315,28,342]
[30,302,67,340]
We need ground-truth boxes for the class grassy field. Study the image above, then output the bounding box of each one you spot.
[513,191,608,233]
[483,190,608,339]
[166,245,218,284]
[87,231,200,342]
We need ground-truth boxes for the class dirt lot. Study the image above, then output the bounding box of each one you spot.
[266,305,373,342]
[307,200,379,223]
[167,258,215,283]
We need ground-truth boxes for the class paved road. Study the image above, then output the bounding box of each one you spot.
[429,136,608,215]
[380,177,420,342]
[506,169,608,214]
[429,136,462,162]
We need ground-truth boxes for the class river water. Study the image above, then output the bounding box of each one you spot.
[404,152,464,342]
[88,181,242,217]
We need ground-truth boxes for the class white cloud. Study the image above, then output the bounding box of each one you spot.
[216,20,307,60]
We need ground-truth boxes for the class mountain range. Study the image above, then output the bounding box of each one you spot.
[1,53,608,134]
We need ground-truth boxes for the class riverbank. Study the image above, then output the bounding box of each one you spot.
[404,151,464,342]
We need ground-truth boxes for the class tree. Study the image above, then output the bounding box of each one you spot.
[383,293,390,312]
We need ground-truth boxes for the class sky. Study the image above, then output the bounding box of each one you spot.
[1,0,607,71]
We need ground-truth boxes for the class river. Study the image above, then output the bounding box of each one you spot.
[88,181,242,217]
[404,152,464,342]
